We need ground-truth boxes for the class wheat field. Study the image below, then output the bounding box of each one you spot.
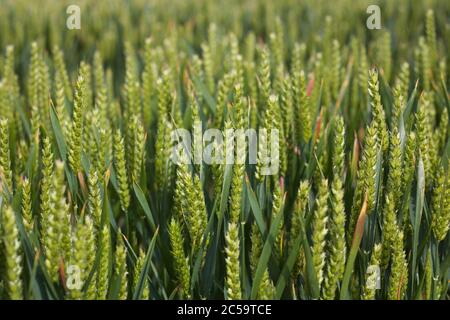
[0,0,449,300]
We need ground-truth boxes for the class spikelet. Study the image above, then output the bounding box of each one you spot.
[250,222,262,276]
[322,176,346,299]
[2,47,19,138]
[391,85,404,128]
[311,179,329,287]
[436,108,448,152]
[402,132,416,193]
[415,95,431,180]
[44,161,71,282]
[330,39,341,101]
[362,243,381,300]
[1,206,23,300]
[368,69,388,154]
[54,70,69,133]
[257,270,275,300]
[174,163,208,254]
[225,222,241,300]
[388,229,408,300]
[3,45,19,108]
[431,165,450,241]
[280,74,293,139]
[360,122,378,212]
[67,74,86,174]
[157,68,173,122]
[88,170,102,230]
[202,43,215,94]
[93,51,104,96]
[79,61,93,110]
[257,47,271,110]
[350,122,378,238]
[380,194,398,268]
[395,62,410,101]
[377,32,392,82]
[425,10,437,69]
[322,119,346,299]
[124,46,141,125]
[97,127,111,178]
[419,37,432,91]
[95,84,109,131]
[214,71,234,129]
[290,181,309,277]
[28,42,41,119]
[96,225,110,299]
[0,118,12,192]
[0,82,12,127]
[154,118,174,190]
[52,45,72,99]
[269,95,286,177]
[130,116,146,183]
[423,248,432,300]
[168,218,191,298]
[69,217,96,300]
[386,127,402,211]
[358,45,369,106]
[272,179,284,261]
[293,70,312,143]
[21,177,33,233]
[207,23,218,67]
[113,131,130,212]
[39,137,53,245]
[115,234,128,300]
[142,38,156,128]
[229,93,246,223]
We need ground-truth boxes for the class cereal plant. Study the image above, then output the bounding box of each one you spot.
[0,0,449,300]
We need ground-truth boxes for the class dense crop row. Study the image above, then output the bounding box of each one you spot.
[0,0,449,300]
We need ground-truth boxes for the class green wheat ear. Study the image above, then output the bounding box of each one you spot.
[1,205,23,300]
[113,131,130,212]
[351,121,378,236]
[96,224,111,300]
[362,243,381,300]
[294,70,312,144]
[88,170,102,231]
[115,233,128,300]
[44,161,71,282]
[21,177,33,233]
[423,248,433,300]
[67,74,86,174]
[322,118,346,300]
[388,229,408,300]
[380,193,398,269]
[69,217,96,300]
[290,180,309,277]
[250,221,263,277]
[257,269,275,300]
[225,222,241,300]
[0,118,12,193]
[368,69,388,154]
[311,178,329,288]
[39,136,53,248]
[168,218,191,299]
[431,165,450,241]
